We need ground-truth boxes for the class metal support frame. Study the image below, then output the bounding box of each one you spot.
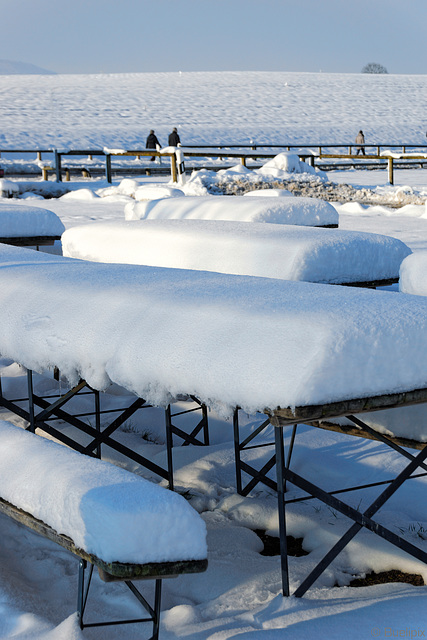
[274,414,427,597]
[166,396,209,447]
[77,559,162,638]
[0,370,212,492]
[233,408,281,496]
[164,397,209,491]
[0,370,170,482]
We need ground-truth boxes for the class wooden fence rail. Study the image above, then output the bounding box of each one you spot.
[0,144,427,185]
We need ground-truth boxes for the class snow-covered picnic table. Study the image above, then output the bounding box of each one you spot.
[124,194,339,228]
[62,219,410,286]
[0,203,65,246]
[0,244,427,423]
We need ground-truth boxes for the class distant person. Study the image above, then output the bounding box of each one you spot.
[355,130,365,155]
[146,129,161,161]
[168,127,181,146]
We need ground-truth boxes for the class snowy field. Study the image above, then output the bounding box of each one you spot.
[1,71,427,639]
[0,71,427,148]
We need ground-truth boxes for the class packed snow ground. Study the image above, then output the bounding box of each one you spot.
[1,71,427,639]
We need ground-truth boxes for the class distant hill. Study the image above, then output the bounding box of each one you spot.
[0,60,56,75]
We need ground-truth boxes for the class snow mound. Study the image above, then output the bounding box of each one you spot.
[256,152,321,178]
[62,219,410,284]
[0,420,207,564]
[124,195,338,227]
[0,203,65,237]
[181,153,328,196]
[60,189,99,201]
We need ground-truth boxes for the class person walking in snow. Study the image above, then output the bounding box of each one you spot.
[355,130,365,155]
[168,127,180,146]
[146,130,161,161]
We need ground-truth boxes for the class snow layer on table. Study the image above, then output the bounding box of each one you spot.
[124,194,339,227]
[0,203,65,237]
[61,219,411,284]
[399,251,427,296]
[134,185,184,201]
[0,421,207,564]
[2,245,427,427]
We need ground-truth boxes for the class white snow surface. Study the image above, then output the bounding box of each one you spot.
[0,202,65,237]
[399,251,427,296]
[1,243,427,419]
[124,194,339,227]
[0,421,206,564]
[61,219,411,285]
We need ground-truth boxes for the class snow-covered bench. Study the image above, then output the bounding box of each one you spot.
[0,420,207,636]
[0,203,65,248]
[124,194,339,228]
[62,219,410,287]
[399,251,427,296]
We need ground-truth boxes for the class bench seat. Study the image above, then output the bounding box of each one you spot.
[0,497,207,582]
[61,219,410,286]
[0,420,207,635]
[0,420,207,565]
[0,203,64,247]
[124,194,339,228]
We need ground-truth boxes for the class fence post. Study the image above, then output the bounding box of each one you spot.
[54,150,62,182]
[105,154,112,183]
[388,157,394,185]
[170,153,178,183]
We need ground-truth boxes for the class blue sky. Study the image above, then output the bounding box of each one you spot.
[3,0,426,75]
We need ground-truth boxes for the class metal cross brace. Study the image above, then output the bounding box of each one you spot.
[78,559,162,638]
[275,421,427,597]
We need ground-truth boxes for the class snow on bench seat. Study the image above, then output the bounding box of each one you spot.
[124,194,339,228]
[0,203,65,244]
[0,420,207,565]
[399,251,427,296]
[61,219,410,285]
[2,245,427,440]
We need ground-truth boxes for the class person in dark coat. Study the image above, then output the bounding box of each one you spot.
[355,130,365,155]
[146,130,160,161]
[168,127,180,146]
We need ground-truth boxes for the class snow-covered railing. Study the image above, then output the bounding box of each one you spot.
[2,144,427,183]
[0,420,207,634]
